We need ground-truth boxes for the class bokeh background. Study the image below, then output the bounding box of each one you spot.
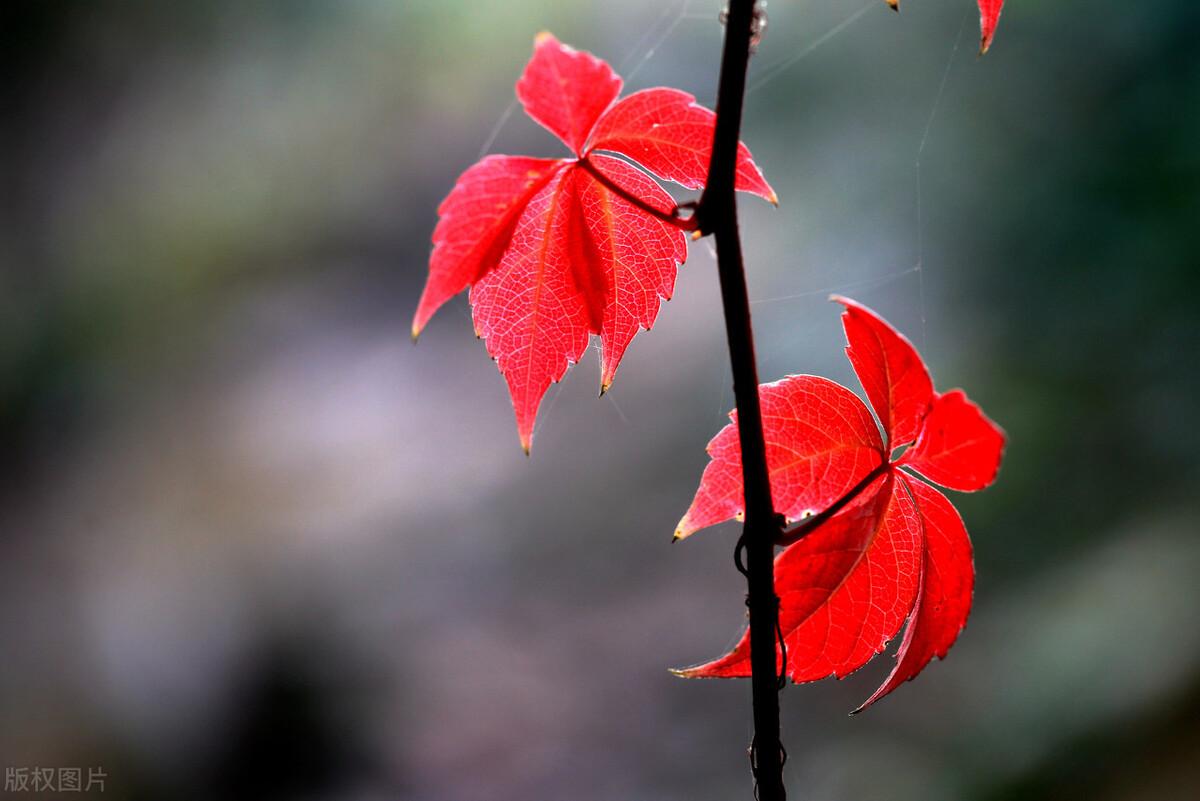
[3,1,1198,799]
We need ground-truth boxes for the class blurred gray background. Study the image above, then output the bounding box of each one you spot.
[2,1,1198,800]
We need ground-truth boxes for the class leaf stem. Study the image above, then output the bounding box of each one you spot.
[577,157,699,231]
[777,461,892,546]
[695,2,786,799]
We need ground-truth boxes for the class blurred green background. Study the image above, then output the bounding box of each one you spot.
[2,1,1198,799]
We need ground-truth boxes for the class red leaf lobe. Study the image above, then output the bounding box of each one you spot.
[517,33,622,156]
[856,475,974,711]
[469,168,590,453]
[834,295,934,451]
[899,389,1006,492]
[414,156,566,339]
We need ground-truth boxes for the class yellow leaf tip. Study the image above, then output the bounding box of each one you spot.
[885,0,899,10]
[767,191,780,207]
[535,31,555,46]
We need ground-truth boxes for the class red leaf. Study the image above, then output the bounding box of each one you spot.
[857,475,974,711]
[978,0,1005,55]
[899,389,1006,491]
[414,156,566,339]
[586,88,777,203]
[834,295,934,450]
[577,155,688,393]
[467,160,688,451]
[674,375,886,541]
[674,297,1004,709]
[469,168,588,452]
[416,34,773,450]
[676,472,923,682]
[516,32,622,156]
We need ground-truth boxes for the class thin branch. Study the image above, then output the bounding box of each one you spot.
[577,157,698,231]
[694,1,786,799]
[777,461,891,546]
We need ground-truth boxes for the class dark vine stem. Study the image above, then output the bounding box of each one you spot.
[694,1,786,800]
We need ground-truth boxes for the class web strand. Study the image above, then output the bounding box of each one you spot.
[620,0,694,77]
[914,10,968,348]
[623,0,696,84]
[477,99,517,160]
[604,392,631,426]
[747,2,875,95]
[476,3,701,158]
[530,380,565,446]
[749,265,920,306]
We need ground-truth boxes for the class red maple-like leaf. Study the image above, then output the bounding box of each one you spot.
[414,33,775,452]
[674,297,1005,710]
[881,0,1005,54]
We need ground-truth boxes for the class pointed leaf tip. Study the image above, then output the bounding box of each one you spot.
[670,664,708,679]
[599,365,614,397]
[672,515,694,542]
[977,0,1004,54]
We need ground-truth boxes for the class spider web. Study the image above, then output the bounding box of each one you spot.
[743,5,970,347]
